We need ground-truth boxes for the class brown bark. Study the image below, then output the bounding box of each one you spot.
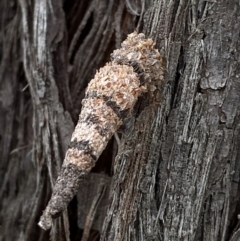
[1,0,240,241]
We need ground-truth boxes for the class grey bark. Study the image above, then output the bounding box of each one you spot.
[0,0,240,241]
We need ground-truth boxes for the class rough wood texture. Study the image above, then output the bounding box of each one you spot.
[0,0,138,240]
[101,0,240,241]
[1,0,240,241]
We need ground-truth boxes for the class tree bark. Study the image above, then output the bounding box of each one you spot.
[1,0,240,241]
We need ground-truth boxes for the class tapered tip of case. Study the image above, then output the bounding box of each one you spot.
[38,214,52,230]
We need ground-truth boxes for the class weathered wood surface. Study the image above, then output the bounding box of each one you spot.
[0,1,136,240]
[1,0,240,241]
[102,0,240,240]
